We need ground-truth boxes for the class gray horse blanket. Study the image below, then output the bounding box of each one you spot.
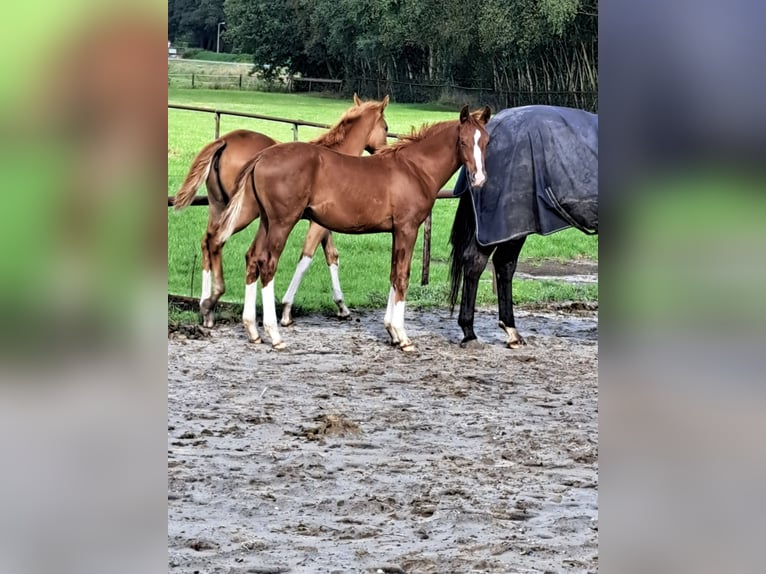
[454,105,598,246]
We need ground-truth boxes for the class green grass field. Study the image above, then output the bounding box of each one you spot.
[168,88,597,319]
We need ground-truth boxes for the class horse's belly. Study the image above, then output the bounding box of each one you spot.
[308,199,392,234]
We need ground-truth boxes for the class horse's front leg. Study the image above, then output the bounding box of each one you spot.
[493,237,526,348]
[458,238,492,346]
[387,226,418,352]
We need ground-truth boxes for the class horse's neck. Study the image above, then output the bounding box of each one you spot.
[399,123,460,192]
[328,116,370,155]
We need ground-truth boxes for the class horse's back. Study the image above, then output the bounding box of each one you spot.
[463,105,598,244]
[488,105,597,154]
[208,130,278,203]
[217,130,278,191]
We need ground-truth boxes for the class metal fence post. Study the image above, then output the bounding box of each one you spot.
[292,124,298,141]
[191,73,195,89]
[214,112,221,139]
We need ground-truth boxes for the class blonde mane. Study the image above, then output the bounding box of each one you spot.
[376,120,456,156]
[309,101,382,147]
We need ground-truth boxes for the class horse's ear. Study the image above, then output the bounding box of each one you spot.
[480,105,491,124]
[381,95,390,108]
[353,93,362,106]
[460,105,470,123]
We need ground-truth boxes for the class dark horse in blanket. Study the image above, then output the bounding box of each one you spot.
[448,105,598,348]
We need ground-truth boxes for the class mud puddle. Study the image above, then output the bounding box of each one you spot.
[168,307,598,573]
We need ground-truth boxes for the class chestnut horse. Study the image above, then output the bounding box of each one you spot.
[218,105,491,351]
[172,94,390,327]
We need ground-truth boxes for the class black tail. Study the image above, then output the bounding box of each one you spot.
[448,192,477,313]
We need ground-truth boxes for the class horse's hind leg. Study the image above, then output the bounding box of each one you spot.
[322,231,351,319]
[200,211,225,328]
[241,227,265,344]
[492,237,527,348]
[279,222,322,326]
[257,224,294,350]
[458,239,492,346]
[199,224,215,327]
[205,189,262,329]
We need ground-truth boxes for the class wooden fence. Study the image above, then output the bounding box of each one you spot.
[168,104,455,286]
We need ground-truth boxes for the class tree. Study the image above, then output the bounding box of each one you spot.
[170,0,225,50]
[214,0,596,105]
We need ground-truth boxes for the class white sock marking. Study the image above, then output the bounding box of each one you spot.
[262,280,277,327]
[472,129,486,187]
[243,281,257,326]
[392,300,406,330]
[329,263,343,302]
[282,256,312,305]
[200,270,212,303]
[384,286,396,326]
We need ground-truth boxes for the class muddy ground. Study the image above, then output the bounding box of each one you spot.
[168,305,598,573]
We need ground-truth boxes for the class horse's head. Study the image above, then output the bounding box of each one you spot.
[353,92,390,154]
[458,105,491,188]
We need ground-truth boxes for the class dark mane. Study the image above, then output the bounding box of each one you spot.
[376,120,456,156]
[309,101,382,147]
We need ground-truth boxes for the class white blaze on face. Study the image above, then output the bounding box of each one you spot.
[200,270,212,303]
[472,129,486,187]
[282,256,312,305]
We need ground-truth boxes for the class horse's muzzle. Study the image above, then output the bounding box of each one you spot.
[471,173,487,188]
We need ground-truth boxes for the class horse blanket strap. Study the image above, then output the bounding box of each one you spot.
[454,105,598,246]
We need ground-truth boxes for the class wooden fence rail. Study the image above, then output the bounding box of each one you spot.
[168,104,454,286]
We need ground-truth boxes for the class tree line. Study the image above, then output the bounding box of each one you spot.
[169,0,597,108]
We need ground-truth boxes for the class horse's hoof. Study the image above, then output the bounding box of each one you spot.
[460,336,482,348]
[202,317,215,329]
[508,338,526,349]
[248,336,262,345]
[385,326,399,346]
[399,341,416,353]
[336,311,351,320]
[280,318,295,327]
[272,341,288,351]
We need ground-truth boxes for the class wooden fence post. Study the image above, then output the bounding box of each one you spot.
[292,124,298,141]
[421,212,432,285]
[191,73,195,89]
[214,112,221,139]
[239,75,242,89]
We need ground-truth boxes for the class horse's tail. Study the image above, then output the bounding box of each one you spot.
[448,191,477,313]
[173,139,226,210]
[217,158,256,245]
